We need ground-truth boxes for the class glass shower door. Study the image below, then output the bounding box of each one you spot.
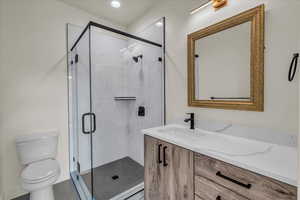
[89,20,164,199]
[68,19,165,200]
[69,28,94,200]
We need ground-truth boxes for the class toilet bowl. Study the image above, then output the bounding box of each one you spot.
[21,159,60,200]
[16,131,60,200]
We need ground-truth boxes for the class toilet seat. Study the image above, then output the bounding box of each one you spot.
[21,159,60,184]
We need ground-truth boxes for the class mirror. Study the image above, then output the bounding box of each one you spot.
[195,22,251,101]
[188,5,265,111]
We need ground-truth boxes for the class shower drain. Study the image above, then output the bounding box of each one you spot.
[112,175,119,180]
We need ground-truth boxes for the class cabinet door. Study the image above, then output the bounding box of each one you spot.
[162,141,194,200]
[145,135,194,200]
[144,135,164,200]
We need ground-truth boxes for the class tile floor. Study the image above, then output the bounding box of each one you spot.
[12,179,79,200]
[12,157,144,200]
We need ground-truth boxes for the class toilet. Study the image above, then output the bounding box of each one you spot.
[16,131,60,200]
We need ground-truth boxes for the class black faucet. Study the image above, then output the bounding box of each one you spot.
[184,113,194,130]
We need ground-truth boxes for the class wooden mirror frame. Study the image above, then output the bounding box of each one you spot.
[187,5,265,111]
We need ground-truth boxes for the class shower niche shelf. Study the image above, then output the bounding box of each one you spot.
[114,97,137,101]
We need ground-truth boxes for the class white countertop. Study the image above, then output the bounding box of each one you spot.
[142,124,298,186]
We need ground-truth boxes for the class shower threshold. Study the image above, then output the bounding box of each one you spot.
[82,157,144,200]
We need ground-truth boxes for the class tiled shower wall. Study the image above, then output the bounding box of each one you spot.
[68,21,164,173]
[90,25,164,167]
[126,41,164,165]
[91,29,129,168]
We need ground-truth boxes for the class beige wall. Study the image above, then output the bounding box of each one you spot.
[0,0,124,199]
[298,34,300,197]
[0,0,299,199]
[130,0,300,195]
[0,0,4,198]
[129,0,300,133]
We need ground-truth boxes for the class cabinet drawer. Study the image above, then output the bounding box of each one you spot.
[195,175,248,200]
[194,153,297,200]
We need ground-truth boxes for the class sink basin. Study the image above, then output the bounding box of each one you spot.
[151,125,273,157]
[157,127,207,137]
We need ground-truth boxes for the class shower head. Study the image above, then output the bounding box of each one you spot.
[132,55,143,63]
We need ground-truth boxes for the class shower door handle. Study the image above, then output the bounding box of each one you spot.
[90,113,96,133]
[82,113,96,134]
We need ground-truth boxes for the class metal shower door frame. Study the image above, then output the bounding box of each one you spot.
[68,19,166,200]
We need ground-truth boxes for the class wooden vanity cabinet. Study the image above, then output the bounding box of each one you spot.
[144,135,194,200]
[194,153,297,200]
[144,135,297,200]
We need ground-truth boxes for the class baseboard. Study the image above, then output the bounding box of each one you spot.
[7,189,27,200]
[57,173,71,184]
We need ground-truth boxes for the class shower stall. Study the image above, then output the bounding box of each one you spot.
[67,19,165,200]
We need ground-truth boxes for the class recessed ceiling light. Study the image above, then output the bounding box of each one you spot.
[155,21,163,27]
[111,0,121,8]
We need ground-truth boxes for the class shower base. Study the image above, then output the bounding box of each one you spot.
[82,157,144,200]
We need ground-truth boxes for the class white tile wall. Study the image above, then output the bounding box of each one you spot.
[69,21,164,175]
[126,42,164,165]
[90,30,130,168]
[89,24,164,168]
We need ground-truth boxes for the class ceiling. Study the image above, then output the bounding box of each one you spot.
[59,0,160,27]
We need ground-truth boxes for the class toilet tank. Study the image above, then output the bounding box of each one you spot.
[16,131,59,165]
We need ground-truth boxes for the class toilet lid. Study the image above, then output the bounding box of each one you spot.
[21,159,60,183]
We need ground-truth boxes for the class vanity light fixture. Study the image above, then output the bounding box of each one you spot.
[190,0,227,15]
[212,0,227,9]
[111,0,121,8]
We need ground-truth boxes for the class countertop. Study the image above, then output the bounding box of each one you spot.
[142,124,297,186]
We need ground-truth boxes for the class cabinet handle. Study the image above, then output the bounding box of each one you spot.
[163,146,168,167]
[216,171,252,189]
[216,196,222,200]
[158,144,162,164]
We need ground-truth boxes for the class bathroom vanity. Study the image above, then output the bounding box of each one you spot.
[143,125,297,200]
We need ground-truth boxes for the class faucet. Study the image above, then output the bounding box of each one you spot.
[184,113,194,130]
